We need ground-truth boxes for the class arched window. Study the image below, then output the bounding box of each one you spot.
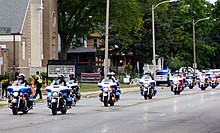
[52,11,56,27]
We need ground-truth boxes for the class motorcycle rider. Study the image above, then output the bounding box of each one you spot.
[68,73,81,100]
[58,74,67,86]
[11,73,33,106]
[12,73,29,87]
[171,74,183,91]
[69,73,78,83]
[51,74,67,86]
[107,72,121,100]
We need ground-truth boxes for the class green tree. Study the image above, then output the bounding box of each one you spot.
[58,0,142,60]
[209,0,220,68]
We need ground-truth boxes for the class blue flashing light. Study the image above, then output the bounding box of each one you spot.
[47,92,52,96]
[162,67,170,72]
[139,82,144,85]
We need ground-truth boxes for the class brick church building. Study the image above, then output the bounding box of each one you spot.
[0,0,58,77]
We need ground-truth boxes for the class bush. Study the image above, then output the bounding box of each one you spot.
[40,72,54,82]
[0,74,9,82]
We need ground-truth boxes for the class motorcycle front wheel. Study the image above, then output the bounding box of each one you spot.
[103,97,108,107]
[201,87,206,91]
[110,102,115,106]
[12,106,18,115]
[144,95,148,100]
[189,85,194,89]
[51,103,57,115]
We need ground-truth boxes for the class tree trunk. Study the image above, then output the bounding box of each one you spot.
[60,35,70,60]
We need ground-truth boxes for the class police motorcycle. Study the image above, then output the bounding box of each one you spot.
[198,76,209,91]
[7,74,35,115]
[98,78,120,107]
[107,72,121,101]
[171,77,183,95]
[139,75,157,100]
[46,79,73,115]
[67,81,81,106]
[210,75,219,89]
[186,75,195,89]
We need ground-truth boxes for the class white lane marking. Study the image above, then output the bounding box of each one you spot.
[160,113,166,117]
[101,129,108,133]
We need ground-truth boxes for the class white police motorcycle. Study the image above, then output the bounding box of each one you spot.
[98,78,121,107]
[46,82,73,115]
[186,76,195,89]
[7,86,35,115]
[67,81,81,106]
[210,76,219,89]
[198,77,209,91]
[139,75,157,100]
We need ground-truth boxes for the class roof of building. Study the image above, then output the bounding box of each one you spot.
[0,0,29,34]
[67,47,96,54]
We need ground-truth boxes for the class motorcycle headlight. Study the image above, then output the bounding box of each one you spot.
[103,87,109,92]
[52,92,58,97]
[13,92,19,97]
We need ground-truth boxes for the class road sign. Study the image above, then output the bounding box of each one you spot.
[81,73,101,82]
[47,64,75,78]
[193,63,197,69]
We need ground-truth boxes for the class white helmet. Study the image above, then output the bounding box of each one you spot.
[18,73,25,79]
[58,74,65,78]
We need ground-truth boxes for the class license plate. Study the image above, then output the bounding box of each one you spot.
[51,99,57,103]
[12,99,17,103]
[103,93,108,96]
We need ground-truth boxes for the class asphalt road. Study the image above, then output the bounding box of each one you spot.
[1,86,220,133]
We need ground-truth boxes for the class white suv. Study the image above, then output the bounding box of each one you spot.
[155,70,170,86]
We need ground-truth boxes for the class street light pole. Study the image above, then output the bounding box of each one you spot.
[192,17,209,76]
[152,0,178,80]
[192,18,196,77]
[104,0,110,77]
[152,5,156,80]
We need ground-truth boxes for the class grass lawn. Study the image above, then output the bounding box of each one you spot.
[78,82,140,92]
[0,99,8,107]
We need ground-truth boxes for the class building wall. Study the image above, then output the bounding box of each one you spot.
[30,0,43,68]
[0,46,8,75]
[0,36,21,71]
[19,2,31,76]
[42,0,58,67]
[87,32,102,49]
